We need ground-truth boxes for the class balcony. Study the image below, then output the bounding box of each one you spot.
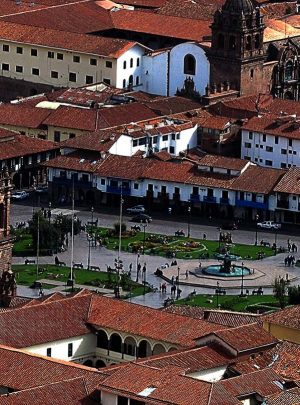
[106,186,131,196]
[236,199,268,210]
[53,176,92,189]
[277,199,289,209]
[220,197,230,205]
[190,194,200,202]
[203,196,217,204]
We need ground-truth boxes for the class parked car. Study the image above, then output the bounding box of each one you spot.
[35,185,48,194]
[257,220,281,230]
[11,191,30,200]
[126,205,145,214]
[131,214,152,223]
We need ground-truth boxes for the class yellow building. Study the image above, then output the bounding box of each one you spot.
[263,305,300,344]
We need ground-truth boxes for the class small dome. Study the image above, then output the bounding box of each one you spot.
[223,0,254,13]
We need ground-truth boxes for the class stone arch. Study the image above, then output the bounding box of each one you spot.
[285,60,294,81]
[168,347,178,352]
[110,333,122,353]
[83,359,93,367]
[138,339,152,358]
[184,54,196,75]
[123,336,137,356]
[254,34,260,49]
[95,359,106,368]
[96,329,109,349]
[152,343,166,356]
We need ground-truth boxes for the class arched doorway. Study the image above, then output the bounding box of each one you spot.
[152,343,166,356]
[95,359,106,368]
[123,336,136,356]
[83,359,93,367]
[184,54,196,75]
[138,340,151,358]
[97,330,109,349]
[110,333,122,353]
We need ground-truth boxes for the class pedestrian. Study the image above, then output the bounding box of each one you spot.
[199,262,202,269]
[159,283,162,292]
[185,270,189,279]
[129,263,132,272]
[176,288,182,299]
[175,275,179,284]
[171,275,174,285]
[203,233,207,240]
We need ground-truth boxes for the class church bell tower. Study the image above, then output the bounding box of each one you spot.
[208,0,266,96]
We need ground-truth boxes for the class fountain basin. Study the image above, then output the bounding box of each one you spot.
[202,264,251,277]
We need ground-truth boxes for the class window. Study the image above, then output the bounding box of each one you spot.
[129,75,133,87]
[2,64,9,71]
[275,136,278,144]
[73,55,80,63]
[184,54,196,75]
[85,75,94,84]
[137,58,140,67]
[136,76,139,86]
[32,68,39,76]
[161,185,167,193]
[262,134,266,142]
[289,139,293,147]
[285,60,293,81]
[169,146,175,154]
[130,58,133,68]
[16,46,23,54]
[244,142,251,148]
[281,148,287,154]
[69,133,75,139]
[57,53,63,60]
[250,69,254,79]
[246,35,252,51]
[106,61,112,68]
[68,343,73,357]
[138,138,146,146]
[103,78,111,85]
[192,186,199,195]
[16,65,23,73]
[255,34,260,49]
[31,49,38,56]
[134,183,139,190]
[293,151,297,155]
[153,136,158,144]
[217,33,224,49]
[51,71,58,79]
[54,131,61,142]
[48,51,54,58]
[90,58,97,66]
[281,163,287,168]
[171,133,176,141]
[123,79,126,88]
[176,133,180,140]
[69,72,76,82]
[266,146,273,152]
[133,140,138,147]
[117,397,128,405]
[123,61,126,69]
[2,44,9,52]
[101,179,106,185]
[46,348,52,357]
[162,135,168,141]
[249,131,253,140]
[265,160,273,166]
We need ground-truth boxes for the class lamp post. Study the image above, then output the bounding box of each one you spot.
[274,227,278,255]
[143,263,147,295]
[240,262,245,297]
[141,221,148,254]
[136,252,140,282]
[255,214,259,246]
[187,205,191,238]
[48,202,51,224]
[87,206,94,270]
[216,281,219,308]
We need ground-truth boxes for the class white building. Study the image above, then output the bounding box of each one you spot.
[241,114,300,169]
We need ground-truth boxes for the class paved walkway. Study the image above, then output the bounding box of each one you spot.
[12,232,300,309]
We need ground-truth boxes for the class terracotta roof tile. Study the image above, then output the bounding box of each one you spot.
[264,305,300,330]
[157,0,223,20]
[43,106,97,131]
[243,115,300,140]
[88,295,225,347]
[43,153,104,173]
[273,167,300,195]
[110,9,211,41]
[198,155,248,171]
[0,20,137,58]
[0,104,52,128]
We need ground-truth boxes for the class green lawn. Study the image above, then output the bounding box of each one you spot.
[176,294,280,313]
[12,264,150,296]
[91,227,274,260]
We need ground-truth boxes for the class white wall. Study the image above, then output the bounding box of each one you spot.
[25,333,96,362]
[241,129,300,169]
[187,366,227,382]
[169,42,209,96]
[102,391,118,405]
[116,45,145,90]
[142,52,168,96]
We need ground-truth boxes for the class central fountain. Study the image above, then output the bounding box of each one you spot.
[195,254,251,278]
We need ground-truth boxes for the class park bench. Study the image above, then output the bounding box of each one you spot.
[252,287,264,295]
[73,262,83,269]
[215,288,226,295]
[24,259,35,265]
[90,265,100,271]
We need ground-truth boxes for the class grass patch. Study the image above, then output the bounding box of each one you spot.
[176,294,278,312]
[12,264,148,297]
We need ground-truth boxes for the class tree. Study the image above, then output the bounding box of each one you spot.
[29,211,59,252]
[273,277,288,309]
[288,285,300,305]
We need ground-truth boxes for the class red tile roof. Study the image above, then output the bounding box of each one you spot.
[87,295,224,347]
[0,104,51,128]
[157,0,224,20]
[110,9,211,41]
[0,132,58,160]
[42,153,104,173]
[243,114,300,140]
[198,155,247,171]
[61,129,120,153]
[43,106,97,132]
[273,167,300,195]
[264,305,300,330]
[0,20,137,58]
[211,324,278,354]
